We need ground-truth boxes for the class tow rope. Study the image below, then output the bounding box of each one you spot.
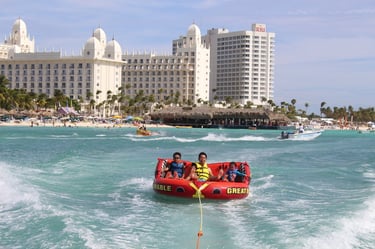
[195,184,206,249]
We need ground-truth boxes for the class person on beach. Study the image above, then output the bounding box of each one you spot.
[164,152,185,178]
[186,152,222,181]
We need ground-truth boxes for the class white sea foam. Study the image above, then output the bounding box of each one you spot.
[129,132,271,143]
[0,161,40,211]
[252,174,275,191]
[301,195,375,249]
[201,132,269,142]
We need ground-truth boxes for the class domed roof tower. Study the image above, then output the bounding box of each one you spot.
[83,36,103,58]
[93,27,107,48]
[186,23,201,47]
[104,38,122,60]
[4,18,35,52]
[12,18,27,44]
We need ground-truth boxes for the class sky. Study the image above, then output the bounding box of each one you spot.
[1,0,375,114]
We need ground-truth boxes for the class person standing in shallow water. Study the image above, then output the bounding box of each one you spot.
[164,152,185,178]
[186,152,222,181]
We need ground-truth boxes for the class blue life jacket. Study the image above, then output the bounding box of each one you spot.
[226,169,239,182]
[169,161,184,177]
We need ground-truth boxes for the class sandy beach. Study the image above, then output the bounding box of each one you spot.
[0,119,174,129]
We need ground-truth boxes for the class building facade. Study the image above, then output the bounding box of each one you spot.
[203,23,275,106]
[0,18,275,115]
[0,18,124,116]
[123,23,210,105]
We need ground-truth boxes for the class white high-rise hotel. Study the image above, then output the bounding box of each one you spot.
[204,24,275,105]
[0,18,275,115]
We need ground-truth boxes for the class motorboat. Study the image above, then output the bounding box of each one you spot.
[280,129,322,140]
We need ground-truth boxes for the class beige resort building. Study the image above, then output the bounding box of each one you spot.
[0,18,275,116]
[0,18,123,117]
[122,23,210,106]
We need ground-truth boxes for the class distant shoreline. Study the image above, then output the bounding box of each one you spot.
[0,119,370,131]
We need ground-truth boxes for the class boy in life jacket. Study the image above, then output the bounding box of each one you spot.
[223,162,241,182]
[186,152,222,181]
[165,152,185,178]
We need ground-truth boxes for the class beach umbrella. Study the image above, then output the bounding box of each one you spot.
[125,115,133,121]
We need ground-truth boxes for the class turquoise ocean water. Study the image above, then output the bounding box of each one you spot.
[0,126,374,249]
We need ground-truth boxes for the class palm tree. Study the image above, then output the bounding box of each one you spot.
[173,91,180,105]
[36,93,48,111]
[304,102,309,115]
[291,99,296,106]
[54,89,67,109]
[89,99,96,115]
[95,90,102,115]
[320,101,326,117]
[157,88,164,104]
[225,96,233,108]
[289,99,297,115]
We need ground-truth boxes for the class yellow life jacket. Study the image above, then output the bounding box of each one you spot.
[195,162,210,181]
